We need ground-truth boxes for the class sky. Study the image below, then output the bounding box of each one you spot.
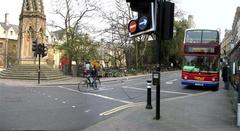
[0,0,239,39]
[177,0,239,38]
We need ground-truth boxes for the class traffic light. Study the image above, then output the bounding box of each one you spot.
[127,0,175,40]
[32,40,37,52]
[161,2,175,40]
[41,44,48,57]
[127,0,156,37]
[32,40,39,57]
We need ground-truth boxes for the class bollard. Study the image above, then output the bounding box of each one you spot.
[238,103,240,127]
[146,80,153,109]
[238,85,240,127]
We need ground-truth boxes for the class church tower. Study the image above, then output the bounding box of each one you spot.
[17,0,46,64]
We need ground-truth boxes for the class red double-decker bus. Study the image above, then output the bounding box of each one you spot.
[181,29,221,90]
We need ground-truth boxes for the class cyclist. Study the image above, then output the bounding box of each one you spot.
[84,65,98,90]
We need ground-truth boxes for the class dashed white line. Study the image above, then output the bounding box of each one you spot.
[62,101,66,104]
[54,98,59,101]
[72,106,76,108]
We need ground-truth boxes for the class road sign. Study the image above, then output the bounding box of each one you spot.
[128,20,137,33]
[127,2,156,38]
[138,16,149,31]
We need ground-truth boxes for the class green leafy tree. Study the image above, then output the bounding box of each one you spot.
[57,33,99,75]
[50,0,98,74]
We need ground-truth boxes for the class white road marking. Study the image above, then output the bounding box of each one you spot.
[72,106,76,108]
[84,93,133,104]
[99,103,144,116]
[122,86,192,95]
[160,90,192,95]
[85,110,91,113]
[122,86,147,91]
[100,91,211,116]
[54,98,59,101]
[57,86,133,104]
[62,101,66,104]
[166,79,178,85]
[98,87,114,91]
[161,91,211,102]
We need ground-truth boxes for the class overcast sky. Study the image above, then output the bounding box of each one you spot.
[0,0,239,39]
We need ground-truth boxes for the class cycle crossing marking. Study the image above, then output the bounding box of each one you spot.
[57,86,133,104]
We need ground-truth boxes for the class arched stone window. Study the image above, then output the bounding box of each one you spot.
[39,28,44,43]
[29,26,35,39]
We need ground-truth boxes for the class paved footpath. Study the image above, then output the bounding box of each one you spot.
[0,71,180,87]
[83,90,239,131]
[0,74,150,87]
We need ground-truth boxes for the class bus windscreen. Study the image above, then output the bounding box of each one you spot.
[183,56,219,73]
[185,30,219,44]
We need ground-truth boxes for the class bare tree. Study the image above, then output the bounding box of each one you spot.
[100,0,150,68]
[50,0,99,74]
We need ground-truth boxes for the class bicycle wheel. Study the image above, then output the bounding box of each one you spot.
[96,77,101,86]
[92,81,98,90]
[78,80,88,92]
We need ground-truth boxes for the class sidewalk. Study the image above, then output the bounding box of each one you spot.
[0,71,179,87]
[83,90,239,131]
[0,74,147,87]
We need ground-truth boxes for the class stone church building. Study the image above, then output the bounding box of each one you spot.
[0,0,58,70]
[18,0,47,64]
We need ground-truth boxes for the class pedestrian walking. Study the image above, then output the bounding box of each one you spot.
[222,64,229,90]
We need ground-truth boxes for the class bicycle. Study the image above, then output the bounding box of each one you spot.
[78,75,100,92]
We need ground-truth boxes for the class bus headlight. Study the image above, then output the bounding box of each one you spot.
[212,78,218,82]
[184,76,188,80]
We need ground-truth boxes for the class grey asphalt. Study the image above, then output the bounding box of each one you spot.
[0,71,239,130]
[83,89,239,131]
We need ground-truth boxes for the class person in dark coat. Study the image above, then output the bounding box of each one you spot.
[222,65,229,90]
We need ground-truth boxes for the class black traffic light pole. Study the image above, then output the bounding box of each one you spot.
[36,43,42,85]
[38,52,41,85]
[155,0,164,120]
[126,0,174,120]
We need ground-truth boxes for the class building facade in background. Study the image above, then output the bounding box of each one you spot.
[221,7,240,62]
[0,13,18,69]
